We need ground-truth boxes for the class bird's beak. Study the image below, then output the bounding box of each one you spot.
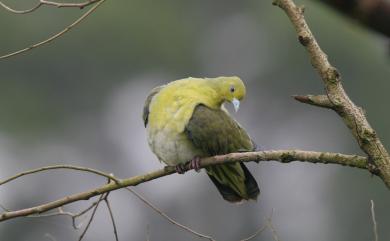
[232,98,240,112]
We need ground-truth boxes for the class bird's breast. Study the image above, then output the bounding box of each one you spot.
[147,126,203,166]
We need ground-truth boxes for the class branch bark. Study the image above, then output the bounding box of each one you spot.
[0,150,367,222]
[273,0,390,188]
[293,94,333,109]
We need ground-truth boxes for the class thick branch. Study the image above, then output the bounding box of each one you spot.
[0,150,367,222]
[273,0,390,188]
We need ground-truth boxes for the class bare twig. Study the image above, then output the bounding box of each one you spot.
[240,225,267,241]
[104,196,119,241]
[39,0,101,9]
[0,150,368,222]
[240,209,279,241]
[0,164,119,186]
[273,0,390,188]
[370,200,379,241]
[0,0,100,14]
[0,1,42,14]
[126,187,215,241]
[78,193,106,241]
[240,218,268,241]
[27,199,103,229]
[266,212,280,241]
[0,203,10,212]
[31,178,118,235]
[0,0,106,60]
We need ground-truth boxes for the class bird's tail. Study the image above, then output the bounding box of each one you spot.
[206,163,259,203]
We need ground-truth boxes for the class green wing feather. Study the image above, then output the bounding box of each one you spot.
[143,85,164,127]
[184,104,260,202]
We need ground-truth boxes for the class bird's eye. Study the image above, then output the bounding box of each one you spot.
[230,86,235,93]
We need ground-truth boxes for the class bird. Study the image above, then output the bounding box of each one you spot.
[143,76,259,203]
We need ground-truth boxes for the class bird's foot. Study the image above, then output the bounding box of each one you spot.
[175,163,187,174]
[189,156,201,172]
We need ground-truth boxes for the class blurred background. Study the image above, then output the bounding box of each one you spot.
[0,0,389,240]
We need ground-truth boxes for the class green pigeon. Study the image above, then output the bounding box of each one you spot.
[143,76,259,203]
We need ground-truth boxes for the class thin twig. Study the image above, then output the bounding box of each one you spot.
[104,196,119,241]
[240,224,267,241]
[29,177,116,232]
[0,0,106,60]
[0,150,368,222]
[266,215,280,241]
[370,200,379,241]
[126,187,215,241]
[78,193,106,241]
[40,0,100,9]
[0,1,42,14]
[0,203,10,212]
[0,164,120,186]
[27,199,104,229]
[0,0,100,14]
[240,209,278,241]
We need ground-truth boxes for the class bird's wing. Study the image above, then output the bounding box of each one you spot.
[184,104,259,202]
[143,85,164,127]
[184,104,255,155]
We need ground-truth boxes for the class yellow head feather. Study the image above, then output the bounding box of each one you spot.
[207,76,246,104]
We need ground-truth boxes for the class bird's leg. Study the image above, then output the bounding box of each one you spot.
[175,163,187,174]
[189,156,201,172]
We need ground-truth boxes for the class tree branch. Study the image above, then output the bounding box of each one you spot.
[0,164,119,186]
[293,94,333,109]
[0,0,101,14]
[0,150,367,222]
[273,0,390,188]
[0,0,106,60]
[78,193,106,241]
[104,196,119,241]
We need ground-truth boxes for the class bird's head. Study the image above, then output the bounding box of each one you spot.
[213,76,246,112]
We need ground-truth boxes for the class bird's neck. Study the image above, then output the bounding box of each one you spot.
[205,81,225,109]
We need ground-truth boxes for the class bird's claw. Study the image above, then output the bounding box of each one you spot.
[189,156,201,172]
[175,163,187,174]
[175,156,202,174]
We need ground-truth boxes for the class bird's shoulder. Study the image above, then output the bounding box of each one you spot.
[143,85,164,127]
[143,78,218,130]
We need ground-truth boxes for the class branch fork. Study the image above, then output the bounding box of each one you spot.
[274,0,390,186]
